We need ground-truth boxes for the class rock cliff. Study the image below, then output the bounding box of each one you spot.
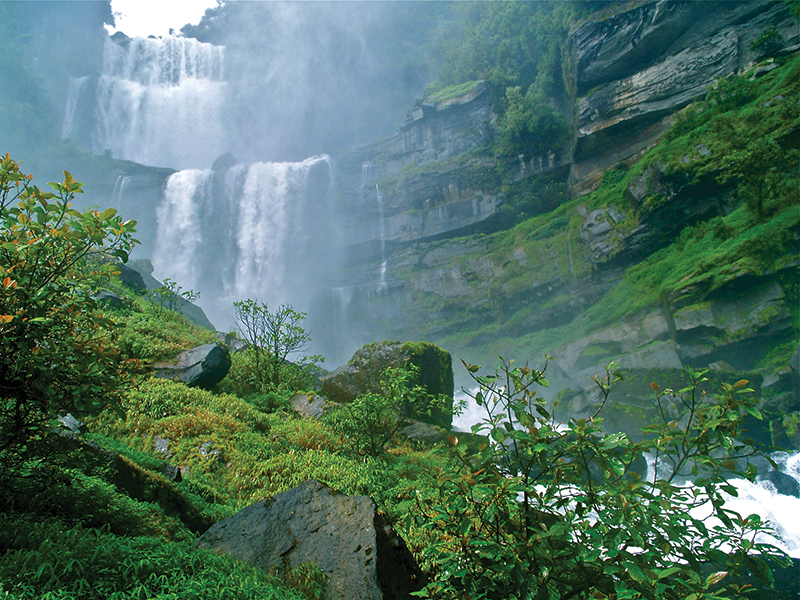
[569,0,798,195]
[322,0,798,445]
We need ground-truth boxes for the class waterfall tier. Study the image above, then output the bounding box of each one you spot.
[151,156,335,333]
[93,36,228,169]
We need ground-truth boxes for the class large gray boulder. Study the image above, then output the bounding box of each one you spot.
[321,341,454,428]
[196,479,425,600]
[154,343,231,390]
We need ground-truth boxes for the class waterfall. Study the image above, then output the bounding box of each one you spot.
[376,183,387,289]
[61,75,89,139]
[152,155,332,331]
[153,169,211,291]
[94,35,228,169]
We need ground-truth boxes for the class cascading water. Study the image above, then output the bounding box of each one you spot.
[376,183,388,290]
[61,75,89,139]
[152,155,333,333]
[94,35,228,169]
[153,169,211,290]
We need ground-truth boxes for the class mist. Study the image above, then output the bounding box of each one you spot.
[6,1,455,363]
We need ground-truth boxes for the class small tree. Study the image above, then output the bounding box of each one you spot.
[0,155,139,487]
[327,365,439,457]
[718,135,799,220]
[147,277,200,316]
[233,299,320,391]
[408,358,789,600]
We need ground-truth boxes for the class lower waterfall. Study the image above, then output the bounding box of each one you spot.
[151,155,334,337]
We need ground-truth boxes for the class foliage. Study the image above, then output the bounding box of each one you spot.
[716,131,799,220]
[108,296,216,362]
[0,515,305,600]
[749,28,786,58]
[408,358,789,600]
[430,2,586,94]
[233,299,322,392]
[498,86,570,157]
[146,277,200,316]
[326,366,434,457]
[0,155,139,486]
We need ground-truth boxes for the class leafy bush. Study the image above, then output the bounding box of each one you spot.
[0,155,139,487]
[408,358,790,600]
[498,86,570,157]
[749,28,785,58]
[326,366,444,457]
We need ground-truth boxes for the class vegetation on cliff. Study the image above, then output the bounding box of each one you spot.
[412,56,798,369]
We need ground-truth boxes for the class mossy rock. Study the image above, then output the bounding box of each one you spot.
[321,340,454,428]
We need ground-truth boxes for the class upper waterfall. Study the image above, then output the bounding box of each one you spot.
[93,35,229,170]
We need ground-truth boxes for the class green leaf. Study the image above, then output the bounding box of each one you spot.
[599,432,628,449]
[705,571,728,586]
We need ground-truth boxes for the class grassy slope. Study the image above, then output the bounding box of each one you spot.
[0,280,444,599]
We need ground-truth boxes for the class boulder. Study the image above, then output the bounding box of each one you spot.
[154,343,231,390]
[215,331,248,354]
[759,470,800,498]
[196,479,426,600]
[116,262,147,292]
[321,341,454,428]
[399,419,447,445]
[291,393,328,419]
[94,290,125,308]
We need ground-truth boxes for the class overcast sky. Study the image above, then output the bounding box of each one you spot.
[106,0,219,38]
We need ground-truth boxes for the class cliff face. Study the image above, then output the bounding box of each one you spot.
[324,0,799,445]
[331,81,571,254]
[570,0,798,195]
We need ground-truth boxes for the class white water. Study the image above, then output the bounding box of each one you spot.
[376,183,388,290]
[153,169,211,291]
[61,75,89,139]
[152,155,331,331]
[94,36,228,169]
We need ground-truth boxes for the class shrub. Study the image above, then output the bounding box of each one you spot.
[408,358,790,600]
[0,155,139,488]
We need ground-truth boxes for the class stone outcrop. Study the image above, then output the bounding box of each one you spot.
[569,0,798,194]
[321,341,454,428]
[291,393,328,419]
[154,343,231,390]
[331,79,572,266]
[196,479,426,600]
[126,259,216,330]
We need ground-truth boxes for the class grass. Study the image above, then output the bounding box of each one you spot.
[0,274,453,599]
[423,80,482,104]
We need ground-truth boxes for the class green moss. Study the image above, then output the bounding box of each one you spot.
[756,340,799,374]
[424,80,482,104]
